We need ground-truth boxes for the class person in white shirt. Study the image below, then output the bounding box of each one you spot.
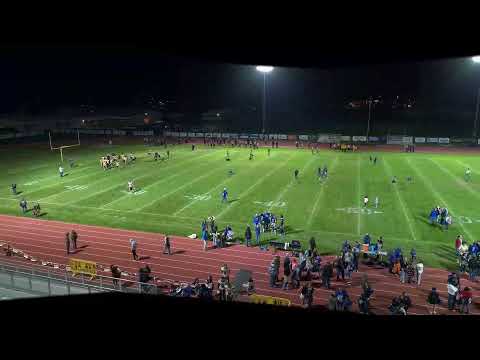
[59,166,64,177]
[363,195,369,208]
[375,196,379,209]
[465,168,472,182]
[128,180,134,192]
[130,238,138,260]
[416,262,424,285]
[447,282,458,310]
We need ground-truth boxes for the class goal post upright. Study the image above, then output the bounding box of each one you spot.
[48,129,81,163]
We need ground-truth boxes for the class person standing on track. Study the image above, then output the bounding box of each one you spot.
[163,235,172,255]
[65,232,71,255]
[70,230,78,250]
[245,225,252,247]
[130,238,139,260]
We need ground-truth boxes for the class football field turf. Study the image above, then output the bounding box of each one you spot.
[1,143,479,269]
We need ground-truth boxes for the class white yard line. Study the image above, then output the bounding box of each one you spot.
[215,152,297,220]
[382,158,417,241]
[173,152,277,216]
[406,157,475,241]
[307,156,339,228]
[430,159,480,201]
[266,155,317,212]
[356,156,361,235]
[99,150,220,209]
[70,149,217,207]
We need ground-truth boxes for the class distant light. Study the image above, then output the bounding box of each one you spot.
[473,56,480,63]
[256,66,274,73]
[216,113,220,117]
[82,120,85,124]
[145,113,148,116]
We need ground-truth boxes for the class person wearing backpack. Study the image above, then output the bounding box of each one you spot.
[427,287,441,315]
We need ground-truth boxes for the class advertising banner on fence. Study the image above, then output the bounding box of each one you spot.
[427,137,439,143]
[278,134,288,140]
[298,135,310,141]
[352,136,367,142]
[287,135,297,141]
[387,135,412,144]
[368,136,380,142]
[250,294,291,306]
[415,137,426,143]
[0,133,15,140]
[268,134,278,140]
[340,136,351,142]
[188,132,195,137]
[438,137,450,144]
[69,258,97,279]
[239,134,249,139]
[194,133,204,137]
[178,132,187,137]
[133,131,153,136]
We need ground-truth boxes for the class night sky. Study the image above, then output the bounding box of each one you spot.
[1,49,480,128]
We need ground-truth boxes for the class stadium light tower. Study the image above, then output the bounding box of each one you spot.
[256,66,274,134]
[473,57,480,140]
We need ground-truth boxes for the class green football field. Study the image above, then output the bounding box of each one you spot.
[1,143,479,269]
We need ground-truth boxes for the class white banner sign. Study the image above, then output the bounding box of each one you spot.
[415,137,426,143]
[438,137,450,144]
[179,132,187,137]
[133,130,153,136]
[368,136,379,142]
[403,136,413,144]
[278,134,288,140]
[268,134,278,140]
[427,137,439,143]
[187,132,195,137]
[340,136,351,142]
[352,136,367,142]
[298,135,309,141]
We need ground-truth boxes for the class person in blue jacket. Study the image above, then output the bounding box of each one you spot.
[221,188,228,202]
[255,223,261,245]
[363,233,371,245]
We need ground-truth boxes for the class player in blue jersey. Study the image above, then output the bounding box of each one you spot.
[222,188,228,202]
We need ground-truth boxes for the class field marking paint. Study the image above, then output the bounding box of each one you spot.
[253,201,287,208]
[266,155,317,212]
[406,157,475,241]
[383,158,417,241]
[356,156,361,235]
[172,150,275,217]
[307,156,339,228]
[336,207,383,215]
[135,171,219,212]
[24,181,39,186]
[97,150,220,209]
[215,152,297,220]
[64,149,218,206]
[65,185,89,191]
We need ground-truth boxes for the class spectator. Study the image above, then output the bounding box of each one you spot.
[389,297,407,315]
[406,263,415,284]
[138,264,153,293]
[399,291,412,311]
[460,287,473,314]
[322,262,333,289]
[352,242,360,272]
[70,230,78,250]
[309,237,316,252]
[5,243,13,257]
[357,292,371,315]
[410,248,416,262]
[163,235,171,255]
[427,288,441,315]
[300,282,314,308]
[268,259,277,288]
[335,257,345,281]
[335,288,352,311]
[202,229,209,251]
[245,225,252,247]
[130,238,138,260]
[65,232,71,255]
[291,258,300,288]
[110,265,121,288]
[416,261,424,286]
[363,233,371,245]
[283,255,291,290]
[447,282,458,311]
[399,263,406,284]
[328,294,337,311]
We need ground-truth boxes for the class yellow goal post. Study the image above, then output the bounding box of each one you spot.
[48,130,81,163]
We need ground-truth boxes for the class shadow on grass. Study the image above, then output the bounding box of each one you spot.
[227,199,239,203]
[61,174,69,177]
[15,191,23,196]
[37,212,48,217]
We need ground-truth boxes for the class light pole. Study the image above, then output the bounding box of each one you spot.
[473,57,480,141]
[256,66,274,134]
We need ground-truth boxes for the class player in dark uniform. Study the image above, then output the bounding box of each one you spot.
[268,148,270,156]
[373,157,377,165]
[166,150,170,159]
[192,144,195,151]
[11,183,17,195]
[249,151,254,160]
[294,169,299,180]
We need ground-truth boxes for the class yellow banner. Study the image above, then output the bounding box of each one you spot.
[69,258,97,278]
[250,294,291,307]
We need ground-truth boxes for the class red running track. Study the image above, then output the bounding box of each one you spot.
[0,214,478,315]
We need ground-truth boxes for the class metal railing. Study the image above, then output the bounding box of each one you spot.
[0,257,162,297]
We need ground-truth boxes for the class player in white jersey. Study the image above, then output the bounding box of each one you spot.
[363,195,369,207]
